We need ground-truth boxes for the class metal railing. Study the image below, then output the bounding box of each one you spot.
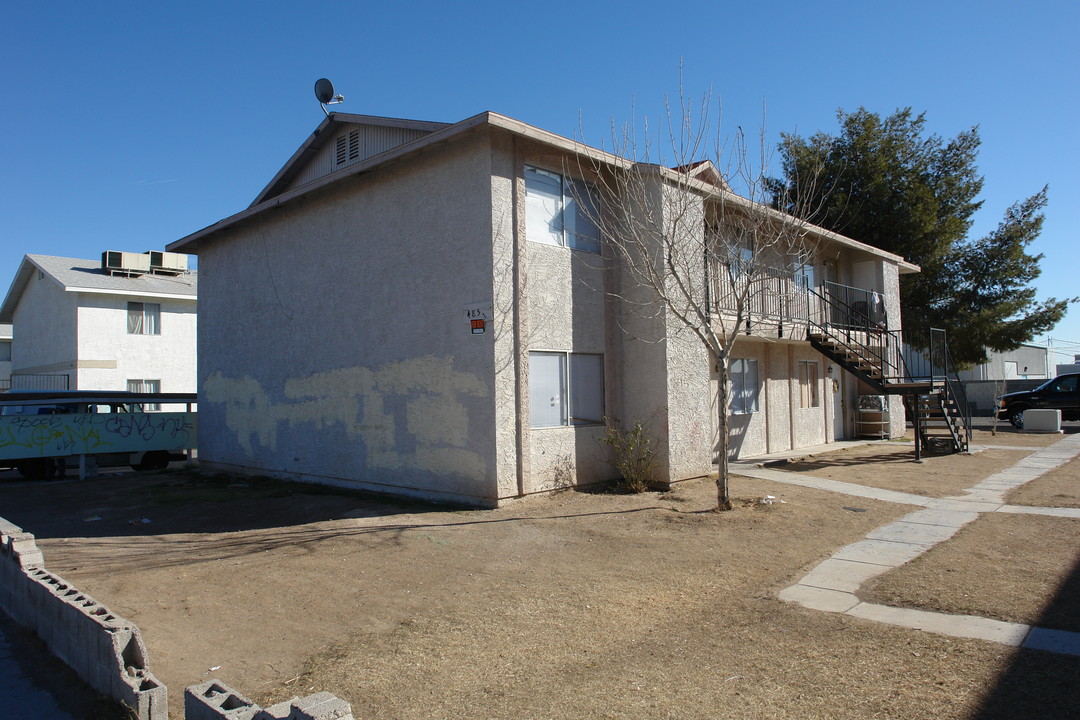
[929,327,972,450]
[709,263,821,327]
[806,286,913,386]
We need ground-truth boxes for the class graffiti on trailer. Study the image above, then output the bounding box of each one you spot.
[0,412,196,461]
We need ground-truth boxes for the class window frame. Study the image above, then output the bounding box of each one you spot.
[127,302,161,335]
[730,357,760,415]
[127,378,161,411]
[798,360,820,408]
[524,165,601,253]
[528,351,605,428]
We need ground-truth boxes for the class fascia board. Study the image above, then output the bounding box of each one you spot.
[0,256,67,323]
[171,109,921,275]
[66,287,198,301]
[250,113,455,208]
[170,111,496,253]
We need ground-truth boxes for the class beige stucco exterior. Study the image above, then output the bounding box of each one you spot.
[171,112,914,507]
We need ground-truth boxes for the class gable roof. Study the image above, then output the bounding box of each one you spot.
[250,113,451,207]
[0,254,197,323]
[168,111,919,274]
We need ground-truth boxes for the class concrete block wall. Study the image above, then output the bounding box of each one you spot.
[0,517,168,719]
[2,515,354,720]
[186,681,355,720]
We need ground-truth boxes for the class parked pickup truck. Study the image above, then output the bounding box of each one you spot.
[996,373,1080,429]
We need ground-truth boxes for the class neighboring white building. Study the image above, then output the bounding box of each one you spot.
[0,253,197,394]
[169,111,919,507]
[0,323,11,390]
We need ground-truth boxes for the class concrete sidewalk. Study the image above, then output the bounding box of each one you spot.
[749,434,1080,656]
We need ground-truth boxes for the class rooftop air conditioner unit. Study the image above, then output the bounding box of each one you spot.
[101,251,151,276]
[146,251,188,274]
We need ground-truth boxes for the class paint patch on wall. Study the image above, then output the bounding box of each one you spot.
[203,355,489,478]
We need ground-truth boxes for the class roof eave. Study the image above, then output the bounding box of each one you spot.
[170,111,497,254]
[170,110,921,272]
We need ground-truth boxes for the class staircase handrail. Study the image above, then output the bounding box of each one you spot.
[930,327,972,449]
[806,286,914,385]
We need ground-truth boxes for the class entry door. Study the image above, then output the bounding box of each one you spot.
[831,365,845,439]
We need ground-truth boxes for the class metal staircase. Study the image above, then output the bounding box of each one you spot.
[806,286,970,457]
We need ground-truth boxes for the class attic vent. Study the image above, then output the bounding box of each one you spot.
[335,129,361,166]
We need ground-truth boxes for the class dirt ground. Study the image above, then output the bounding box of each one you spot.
[1,433,1078,719]
[862,513,1080,632]
[778,429,1067,498]
[1006,454,1080,508]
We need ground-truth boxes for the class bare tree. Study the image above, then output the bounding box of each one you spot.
[576,91,826,510]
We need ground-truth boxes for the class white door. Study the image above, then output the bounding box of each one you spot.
[831,365,845,439]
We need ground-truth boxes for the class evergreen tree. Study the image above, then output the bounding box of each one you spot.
[773,108,1071,367]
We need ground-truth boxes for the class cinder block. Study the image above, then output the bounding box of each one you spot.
[0,516,24,536]
[186,680,259,720]
[290,692,354,720]
[253,700,294,720]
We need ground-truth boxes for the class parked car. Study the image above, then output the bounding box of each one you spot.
[996,373,1080,428]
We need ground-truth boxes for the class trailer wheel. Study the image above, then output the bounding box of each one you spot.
[132,451,170,472]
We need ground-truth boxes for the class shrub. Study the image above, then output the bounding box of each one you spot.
[599,418,658,493]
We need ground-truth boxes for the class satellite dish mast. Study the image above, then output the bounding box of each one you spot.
[314,78,344,116]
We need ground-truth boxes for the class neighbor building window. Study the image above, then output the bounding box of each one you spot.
[127,379,161,411]
[798,360,820,408]
[127,302,160,335]
[0,340,10,362]
[529,351,604,427]
[730,358,760,414]
[525,165,600,253]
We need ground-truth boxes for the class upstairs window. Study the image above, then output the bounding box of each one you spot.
[525,165,600,253]
[529,352,604,427]
[0,340,10,362]
[793,260,815,291]
[127,302,160,335]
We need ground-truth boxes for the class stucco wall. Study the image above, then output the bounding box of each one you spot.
[75,294,197,394]
[9,269,77,387]
[196,132,502,506]
[514,147,614,493]
[726,340,768,459]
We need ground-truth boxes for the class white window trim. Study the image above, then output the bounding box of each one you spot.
[127,302,161,335]
[529,351,605,428]
[730,357,760,415]
[524,165,601,253]
[798,360,820,408]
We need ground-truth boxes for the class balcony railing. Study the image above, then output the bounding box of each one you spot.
[709,267,888,334]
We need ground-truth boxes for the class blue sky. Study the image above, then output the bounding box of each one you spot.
[3,1,1078,364]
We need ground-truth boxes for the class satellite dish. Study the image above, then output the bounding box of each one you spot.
[314,78,345,116]
[314,78,335,104]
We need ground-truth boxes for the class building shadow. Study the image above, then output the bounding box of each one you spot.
[968,549,1080,719]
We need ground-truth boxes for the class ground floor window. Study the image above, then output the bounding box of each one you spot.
[730,358,760,414]
[798,361,820,408]
[529,352,604,427]
[127,378,161,411]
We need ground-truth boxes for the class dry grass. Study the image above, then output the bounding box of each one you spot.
[779,441,1033,498]
[861,513,1080,632]
[1005,455,1080,508]
[1,455,1077,719]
